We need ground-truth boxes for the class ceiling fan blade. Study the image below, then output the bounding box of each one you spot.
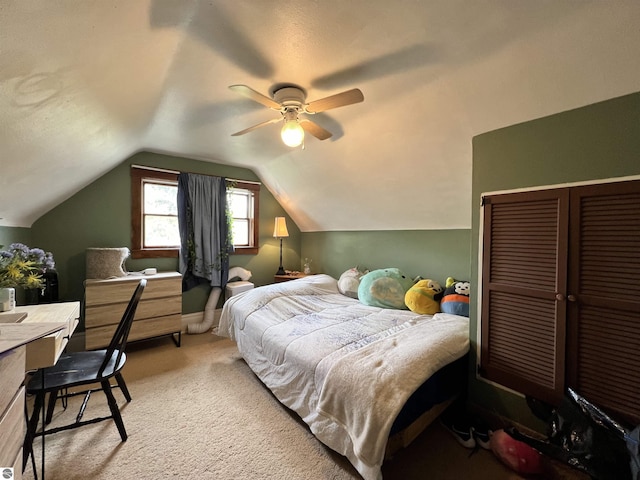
[231,117,281,136]
[306,88,364,113]
[300,119,332,141]
[229,85,281,110]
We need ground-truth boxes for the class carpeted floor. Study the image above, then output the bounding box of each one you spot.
[22,333,578,480]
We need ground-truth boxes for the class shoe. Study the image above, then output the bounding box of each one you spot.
[471,419,493,450]
[441,419,476,448]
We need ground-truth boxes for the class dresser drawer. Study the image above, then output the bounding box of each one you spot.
[0,346,25,417]
[85,273,181,306]
[85,313,181,350]
[0,387,25,467]
[85,295,182,328]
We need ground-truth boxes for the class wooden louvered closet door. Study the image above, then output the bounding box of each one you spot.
[480,179,640,424]
[480,189,569,405]
[567,181,640,425]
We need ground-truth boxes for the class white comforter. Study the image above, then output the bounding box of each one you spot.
[218,274,469,480]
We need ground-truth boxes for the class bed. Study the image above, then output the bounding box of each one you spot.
[217,274,470,480]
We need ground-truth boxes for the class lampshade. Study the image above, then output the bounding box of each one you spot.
[281,119,304,147]
[273,217,289,238]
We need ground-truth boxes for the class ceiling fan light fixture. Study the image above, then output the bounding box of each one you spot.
[281,116,304,147]
[230,84,364,145]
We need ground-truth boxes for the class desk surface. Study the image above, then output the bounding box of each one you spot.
[0,301,80,368]
[9,302,79,325]
[0,322,66,356]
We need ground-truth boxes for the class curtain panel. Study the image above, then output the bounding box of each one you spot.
[177,173,230,291]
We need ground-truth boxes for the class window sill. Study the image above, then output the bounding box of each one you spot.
[131,248,178,259]
[232,246,258,255]
[131,246,258,259]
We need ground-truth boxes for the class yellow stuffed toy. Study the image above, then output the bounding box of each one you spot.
[404,279,444,315]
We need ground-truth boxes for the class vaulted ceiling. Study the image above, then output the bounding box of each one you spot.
[1,1,639,230]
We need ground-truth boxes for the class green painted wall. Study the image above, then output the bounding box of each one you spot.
[301,230,471,286]
[470,91,640,429]
[28,151,300,325]
[0,226,31,248]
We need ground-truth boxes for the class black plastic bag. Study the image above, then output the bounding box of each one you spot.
[510,388,638,480]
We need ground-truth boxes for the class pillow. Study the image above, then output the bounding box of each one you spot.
[228,266,252,282]
[405,279,443,315]
[358,268,414,310]
[440,277,470,317]
[338,266,369,299]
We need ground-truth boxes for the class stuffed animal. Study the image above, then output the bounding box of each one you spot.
[440,277,470,317]
[337,266,369,299]
[490,428,543,475]
[358,268,414,309]
[404,279,444,315]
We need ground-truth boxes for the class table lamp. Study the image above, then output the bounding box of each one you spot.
[273,217,289,275]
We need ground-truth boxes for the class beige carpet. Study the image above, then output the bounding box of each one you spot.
[22,333,561,480]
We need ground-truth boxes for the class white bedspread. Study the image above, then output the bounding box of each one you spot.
[218,274,469,480]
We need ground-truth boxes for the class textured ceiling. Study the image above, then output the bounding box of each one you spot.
[1,1,639,230]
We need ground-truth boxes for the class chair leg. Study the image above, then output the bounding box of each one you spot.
[23,391,44,472]
[102,380,127,442]
[45,389,59,425]
[115,373,132,402]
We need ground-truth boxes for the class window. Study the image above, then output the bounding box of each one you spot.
[131,167,260,258]
[131,168,179,258]
[227,181,260,255]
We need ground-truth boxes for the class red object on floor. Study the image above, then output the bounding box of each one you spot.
[490,428,543,475]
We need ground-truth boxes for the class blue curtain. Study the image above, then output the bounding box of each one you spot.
[177,173,230,291]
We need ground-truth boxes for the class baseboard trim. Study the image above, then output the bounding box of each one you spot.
[467,402,544,437]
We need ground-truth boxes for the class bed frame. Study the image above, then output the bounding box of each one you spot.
[386,397,456,458]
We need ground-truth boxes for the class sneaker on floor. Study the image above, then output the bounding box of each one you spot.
[441,419,476,448]
[471,420,493,450]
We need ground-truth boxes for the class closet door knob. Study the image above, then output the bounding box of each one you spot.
[567,294,577,302]
[555,293,565,301]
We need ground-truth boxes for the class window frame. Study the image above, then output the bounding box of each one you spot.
[131,167,261,259]
[227,181,260,255]
[131,167,179,259]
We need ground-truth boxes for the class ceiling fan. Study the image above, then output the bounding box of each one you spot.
[229,84,364,147]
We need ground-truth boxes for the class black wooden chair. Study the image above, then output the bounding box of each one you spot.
[23,278,147,472]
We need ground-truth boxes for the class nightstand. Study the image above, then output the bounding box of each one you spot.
[274,272,312,283]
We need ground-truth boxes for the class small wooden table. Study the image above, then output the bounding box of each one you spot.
[274,272,313,283]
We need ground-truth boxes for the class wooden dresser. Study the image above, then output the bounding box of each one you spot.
[84,272,182,350]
